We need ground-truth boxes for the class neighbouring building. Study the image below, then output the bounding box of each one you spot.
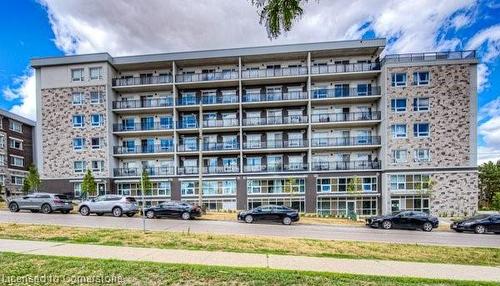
[0,109,36,195]
[31,38,479,216]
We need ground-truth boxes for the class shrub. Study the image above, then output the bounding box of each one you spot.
[492,192,500,211]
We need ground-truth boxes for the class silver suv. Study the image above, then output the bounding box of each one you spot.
[78,195,138,217]
[8,193,73,214]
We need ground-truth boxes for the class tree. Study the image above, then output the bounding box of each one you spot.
[81,169,97,199]
[492,193,500,211]
[252,0,307,39]
[22,179,30,194]
[25,164,41,192]
[478,161,500,209]
[141,169,152,196]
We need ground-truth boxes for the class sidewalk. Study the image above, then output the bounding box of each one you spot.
[0,239,499,282]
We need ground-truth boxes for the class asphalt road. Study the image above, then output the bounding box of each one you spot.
[1,211,499,248]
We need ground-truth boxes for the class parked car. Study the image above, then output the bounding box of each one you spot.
[450,214,500,234]
[238,205,300,225]
[7,193,73,214]
[144,201,202,220]
[366,210,439,232]
[78,195,138,217]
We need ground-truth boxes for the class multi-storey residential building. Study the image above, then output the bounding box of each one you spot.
[0,109,35,195]
[32,39,478,216]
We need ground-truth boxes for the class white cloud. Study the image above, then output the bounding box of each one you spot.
[478,97,500,164]
[1,71,36,121]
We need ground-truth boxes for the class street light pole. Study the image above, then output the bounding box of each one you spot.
[141,170,146,233]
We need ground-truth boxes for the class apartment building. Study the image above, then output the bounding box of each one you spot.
[32,39,478,216]
[0,109,35,195]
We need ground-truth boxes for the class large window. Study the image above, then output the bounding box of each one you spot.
[247,178,305,194]
[201,180,236,196]
[389,174,431,191]
[117,181,171,197]
[73,115,85,128]
[91,160,105,172]
[91,137,102,149]
[90,91,104,104]
[317,197,377,216]
[413,71,429,85]
[414,149,431,162]
[71,68,84,81]
[391,98,406,112]
[74,183,82,198]
[413,123,430,137]
[316,177,377,193]
[391,124,407,138]
[72,92,84,105]
[391,196,430,213]
[73,161,86,173]
[413,98,429,111]
[392,149,407,163]
[9,138,23,150]
[73,137,85,150]
[181,181,199,196]
[89,67,103,80]
[11,176,24,185]
[391,73,407,87]
[9,121,22,133]
[10,155,24,167]
[91,114,104,127]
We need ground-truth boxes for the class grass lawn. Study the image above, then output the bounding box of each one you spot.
[0,223,498,266]
[0,252,496,286]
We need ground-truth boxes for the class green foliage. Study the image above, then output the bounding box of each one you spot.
[81,169,96,199]
[141,169,152,196]
[478,161,500,209]
[347,177,361,193]
[25,164,41,192]
[252,0,306,39]
[492,192,500,211]
[22,179,30,194]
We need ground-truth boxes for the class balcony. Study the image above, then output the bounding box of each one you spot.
[113,145,174,155]
[242,91,308,103]
[311,87,381,100]
[177,144,198,152]
[383,50,476,64]
[243,139,308,150]
[241,67,308,79]
[311,136,381,148]
[243,163,308,173]
[177,121,199,130]
[113,123,173,133]
[178,166,200,175]
[243,115,308,127]
[112,75,173,87]
[112,98,173,111]
[203,166,239,174]
[203,142,239,151]
[311,63,380,75]
[176,71,238,83]
[177,97,199,106]
[203,119,239,128]
[311,111,381,125]
[312,161,381,171]
[201,94,239,105]
[113,167,175,177]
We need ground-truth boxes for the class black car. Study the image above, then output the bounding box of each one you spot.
[450,214,500,234]
[144,201,202,220]
[238,205,300,225]
[366,210,439,232]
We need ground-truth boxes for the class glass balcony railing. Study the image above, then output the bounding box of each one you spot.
[242,91,307,103]
[112,98,173,109]
[176,71,238,83]
[113,167,175,177]
[241,67,308,79]
[113,122,173,132]
[382,50,476,64]
[311,63,380,75]
[243,115,308,126]
[312,161,381,171]
[203,142,239,151]
[311,136,381,147]
[202,118,239,128]
[177,144,199,152]
[311,87,381,99]
[112,75,172,87]
[203,166,239,174]
[311,111,381,123]
[113,145,174,155]
[243,163,308,173]
[243,139,308,149]
[178,166,200,175]
[201,94,238,104]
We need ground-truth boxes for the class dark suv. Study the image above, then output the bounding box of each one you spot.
[238,205,300,225]
[144,201,202,220]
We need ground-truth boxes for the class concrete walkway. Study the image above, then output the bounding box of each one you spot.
[0,239,499,282]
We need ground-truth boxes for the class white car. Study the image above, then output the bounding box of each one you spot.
[78,195,138,217]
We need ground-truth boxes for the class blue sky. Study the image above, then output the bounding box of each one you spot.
[0,0,499,163]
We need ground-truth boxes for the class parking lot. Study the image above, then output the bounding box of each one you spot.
[1,211,499,248]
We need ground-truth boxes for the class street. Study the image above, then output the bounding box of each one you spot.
[1,211,499,248]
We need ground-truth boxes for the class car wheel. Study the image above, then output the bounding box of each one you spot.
[422,222,433,232]
[41,204,52,214]
[112,207,123,217]
[146,211,155,219]
[244,215,254,223]
[79,206,90,216]
[181,212,191,220]
[30,210,40,213]
[382,220,392,230]
[126,213,135,217]
[9,202,20,213]
[474,224,487,234]
[282,216,292,225]
[96,213,104,216]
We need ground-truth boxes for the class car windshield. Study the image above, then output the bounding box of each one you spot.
[469,214,490,220]
[54,195,68,200]
[125,197,136,203]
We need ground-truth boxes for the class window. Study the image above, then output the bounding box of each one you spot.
[91,137,102,149]
[9,121,22,133]
[392,149,407,163]
[10,155,24,167]
[247,179,305,194]
[89,67,103,80]
[413,98,429,111]
[0,135,5,148]
[391,124,407,138]
[0,155,5,166]
[413,71,429,85]
[9,138,22,150]
[73,138,85,150]
[415,149,431,162]
[11,176,24,185]
[90,91,103,104]
[72,92,84,105]
[390,174,431,191]
[91,160,105,172]
[74,183,82,198]
[181,181,198,196]
[73,115,85,128]
[316,177,377,193]
[391,73,407,87]
[71,68,84,81]
[413,123,430,137]
[91,114,104,127]
[74,161,86,173]
[391,98,406,112]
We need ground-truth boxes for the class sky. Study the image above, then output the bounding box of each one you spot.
[0,0,499,164]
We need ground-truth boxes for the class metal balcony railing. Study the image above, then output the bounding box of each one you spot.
[243,139,308,149]
[113,145,174,155]
[382,50,476,64]
[113,122,173,132]
[243,115,308,126]
[203,142,239,151]
[112,98,173,109]
[241,67,308,79]
[311,63,380,75]
[177,144,198,152]
[201,95,239,104]
[178,166,200,175]
[312,161,381,171]
[243,163,308,173]
[177,121,198,129]
[176,71,238,83]
[311,111,381,123]
[203,119,239,128]
[177,97,199,106]
[311,87,381,99]
[311,136,381,147]
[112,75,173,87]
[242,91,307,103]
[113,167,175,177]
[203,166,239,174]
